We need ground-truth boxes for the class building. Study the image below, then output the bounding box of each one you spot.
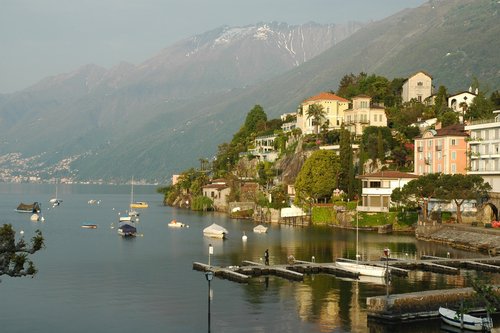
[465,111,500,192]
[448,89,477,114]
[401,71,433,103]
[343,95,387,136]
[202,179,231,212]
[297,92,349,134]
[414,124,468,175]
[248,134,278,162]
[357,171,418,212]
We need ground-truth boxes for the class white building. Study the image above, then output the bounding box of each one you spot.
[357,171,418,212]
[248,134,278,162]
[465,110,500,192]
[448,89,477,113]
[401,71,433,103]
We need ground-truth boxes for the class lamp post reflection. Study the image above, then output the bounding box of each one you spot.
[208,243,213,267]
[205,271,213,333]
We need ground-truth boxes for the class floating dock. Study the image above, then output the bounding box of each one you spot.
[193,255,500,284]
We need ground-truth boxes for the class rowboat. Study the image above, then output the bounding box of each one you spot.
[439,307,493,332]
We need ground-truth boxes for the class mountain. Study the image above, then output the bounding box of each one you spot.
[0,0,499,184]
[0,22,361,183]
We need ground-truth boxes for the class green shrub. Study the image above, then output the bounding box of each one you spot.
[312,207,335,224]
[191,196,214,211]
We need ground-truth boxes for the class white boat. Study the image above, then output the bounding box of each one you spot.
[335,259,386,277]
[253,224,268,233]
[129,177,148,209]
[81,224,97,229]
[335,207,388,277]
[168,219,188,228]
[49,183,62,206]
[439,307,493,332]
[203,223,228,239]
[117,215,137,237]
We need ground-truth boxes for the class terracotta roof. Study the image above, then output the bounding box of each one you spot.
[357,171,419,179]
[418,124,468,138]
[303,92,349,103]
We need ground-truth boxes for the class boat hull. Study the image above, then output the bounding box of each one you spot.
[439,307,493,332]
[336,261,387,277]
[130,202,148,209]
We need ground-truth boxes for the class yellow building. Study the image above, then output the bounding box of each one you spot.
[297,92,349,134]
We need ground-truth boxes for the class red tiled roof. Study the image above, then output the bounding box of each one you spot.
[303,92,349,103]
[357,171,419,179]
[417,124,468,138]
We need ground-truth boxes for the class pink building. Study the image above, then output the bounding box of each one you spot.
[414,124,468,175]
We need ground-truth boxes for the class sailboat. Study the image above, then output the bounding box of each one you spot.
[49,182,63,206]
[129,177,148,209]
[336,206,387,277]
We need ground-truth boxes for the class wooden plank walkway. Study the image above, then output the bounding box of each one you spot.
[193,256,500,283]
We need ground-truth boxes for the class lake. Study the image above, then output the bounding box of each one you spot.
[0,183,497,333]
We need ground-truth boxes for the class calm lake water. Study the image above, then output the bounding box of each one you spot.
[0,183,498,333]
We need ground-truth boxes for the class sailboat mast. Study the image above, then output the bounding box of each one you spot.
[356,209,359,263]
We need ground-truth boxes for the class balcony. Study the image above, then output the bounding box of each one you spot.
[417,146,423,152]
[435,146,442,151]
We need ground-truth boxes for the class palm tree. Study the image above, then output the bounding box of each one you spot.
[306,103,326,135]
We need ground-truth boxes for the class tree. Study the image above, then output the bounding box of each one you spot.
[391,173,442,222]
[433,85,450,117]
[440,174,491,224]
[438,111,459,127]
[294,150,340,204]
[339,126,354,199]
[1,224,44,280]
[306,103,326,135]
[468,91,494,120]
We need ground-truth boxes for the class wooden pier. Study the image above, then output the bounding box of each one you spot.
[193,255,500,283]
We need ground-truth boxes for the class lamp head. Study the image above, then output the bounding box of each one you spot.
[205,271,214,281]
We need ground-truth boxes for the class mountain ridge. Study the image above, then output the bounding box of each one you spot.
[0,0,498,183]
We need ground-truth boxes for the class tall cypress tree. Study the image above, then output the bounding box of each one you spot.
[339,126,353,197]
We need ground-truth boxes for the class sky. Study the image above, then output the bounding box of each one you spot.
[0,0,426,94]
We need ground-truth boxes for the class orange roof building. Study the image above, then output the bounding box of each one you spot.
[297,92,349,134]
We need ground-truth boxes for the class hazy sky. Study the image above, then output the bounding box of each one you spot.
[0,0,426,93]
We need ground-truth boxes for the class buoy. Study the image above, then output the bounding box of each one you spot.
[242,232,247,241]
[20,230,24,235]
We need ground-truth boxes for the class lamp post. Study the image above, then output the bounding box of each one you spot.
[383,248,390,299]
[205,271,213,333]
[208,243,213,267]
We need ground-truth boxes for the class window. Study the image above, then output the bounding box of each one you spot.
[437,164,442,172]
[451,151,456,160]
[419,152,423,160]
[417,81,423,86]
[417,95,422,102]
[451,139,456,146]
[369,181,381,188]
[451,163,456,173]
[437,152,442,160]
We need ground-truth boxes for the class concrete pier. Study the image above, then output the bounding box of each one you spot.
[367,287,500,322]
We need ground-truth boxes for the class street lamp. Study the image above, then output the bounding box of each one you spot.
[205,271,214,333]
[208,244,213,267]
[383,248,391,299]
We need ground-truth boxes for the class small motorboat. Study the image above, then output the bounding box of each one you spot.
[168,219,188,228]
[253,224,268,233]
[203,223,228,239]
[81,224,97,229]
[117,223,137,237]
[439,307,493,332]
